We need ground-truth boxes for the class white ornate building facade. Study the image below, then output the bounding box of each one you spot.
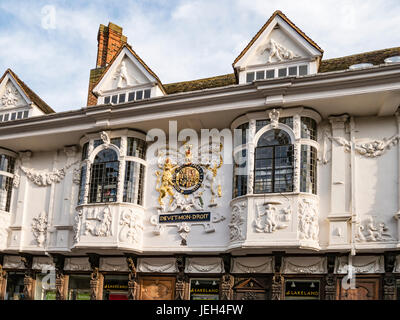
[0,10,400,300]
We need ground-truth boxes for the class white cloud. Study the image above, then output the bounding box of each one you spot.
[0,0,399,112]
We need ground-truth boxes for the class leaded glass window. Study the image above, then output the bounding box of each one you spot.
[233,149,248,198]
[89,149,119,203]
[0,153,15,212]
[77,165,87,205]
[254,129,293,193]
[127,137,146,159]
[300,145,317,194]
[123,161,145,205]
[301,117,317,141]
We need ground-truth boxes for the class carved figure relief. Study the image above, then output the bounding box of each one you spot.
[263,39,299,63]
[298,199,319,242]
[113,60,135,88]
[119,209,143,244]
[84,206,113,237]
[31,211,48,247]
[254,202,291,233]
[1,82,20,107]
[355,216,394,242]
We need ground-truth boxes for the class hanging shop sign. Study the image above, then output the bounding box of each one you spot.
[159,212,211,224]
[284,280,320,300]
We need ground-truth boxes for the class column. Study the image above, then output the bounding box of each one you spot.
[247,119,256,195]
[327,115,351,246]
[89,254,103,300]
[126,255,138,300]
[21,254,34,300]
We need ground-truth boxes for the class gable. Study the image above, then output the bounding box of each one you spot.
[93,46,164,96]
[233,11,323,83]
[0,73,31,109]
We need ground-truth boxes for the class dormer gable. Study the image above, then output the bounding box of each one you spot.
[233,10,323,84]
[92,45,166,106]
[0,69,54,123]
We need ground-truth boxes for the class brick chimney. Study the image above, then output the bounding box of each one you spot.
[87,22,127,106]
[96,22,127,68]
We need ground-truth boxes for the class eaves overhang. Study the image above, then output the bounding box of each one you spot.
[0,63,400,139]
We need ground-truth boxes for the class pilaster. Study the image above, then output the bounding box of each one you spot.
[88,254,103,300]
[327,115,351,246]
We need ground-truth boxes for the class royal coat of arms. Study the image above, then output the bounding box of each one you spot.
[151,143,225,244]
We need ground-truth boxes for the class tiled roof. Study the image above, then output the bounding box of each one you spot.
[164,73,236,94]
[162,47,400,94]
[0,69,55,114]
[319,47,400,73]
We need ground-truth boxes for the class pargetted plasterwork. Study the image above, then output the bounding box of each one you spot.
[1,82,20,107]
[119,209,143,244]
[137,258,178,273]
[99,257,129,272]
[64,257,91,271]
[20,160,79,186]
[335,255,385,274]
[322,132,400,163]
[3,255,25,269]
[254,202,291,233]
[298,199,319,242]
[355,215,394,242]
[263,39,299,63]
[230,257,274,274]
[185,257,225,274]
[229,202,246,242]
[84,206,113,237]
[281,257,327,274]
[32,257,55,271]
[31,211,48,247]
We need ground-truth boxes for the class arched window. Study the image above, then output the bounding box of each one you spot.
[89,149,119,203]
[254,129,293,194]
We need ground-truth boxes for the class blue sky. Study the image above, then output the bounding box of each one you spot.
[0,0,400,112]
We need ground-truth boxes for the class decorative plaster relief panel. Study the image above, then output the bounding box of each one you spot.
[32,257,55,271]
[64,257,91,271]
[137,258,178,273]
[3,255,25,269]
[335,256,384,274]
[229,202,247,244]
[230,256,273,274]
[185,257,224,274]
[355,215,395,242]
[99,257,129,272]
[281,257,327,274]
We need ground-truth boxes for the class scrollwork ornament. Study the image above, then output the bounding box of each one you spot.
[31,211,48,247]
